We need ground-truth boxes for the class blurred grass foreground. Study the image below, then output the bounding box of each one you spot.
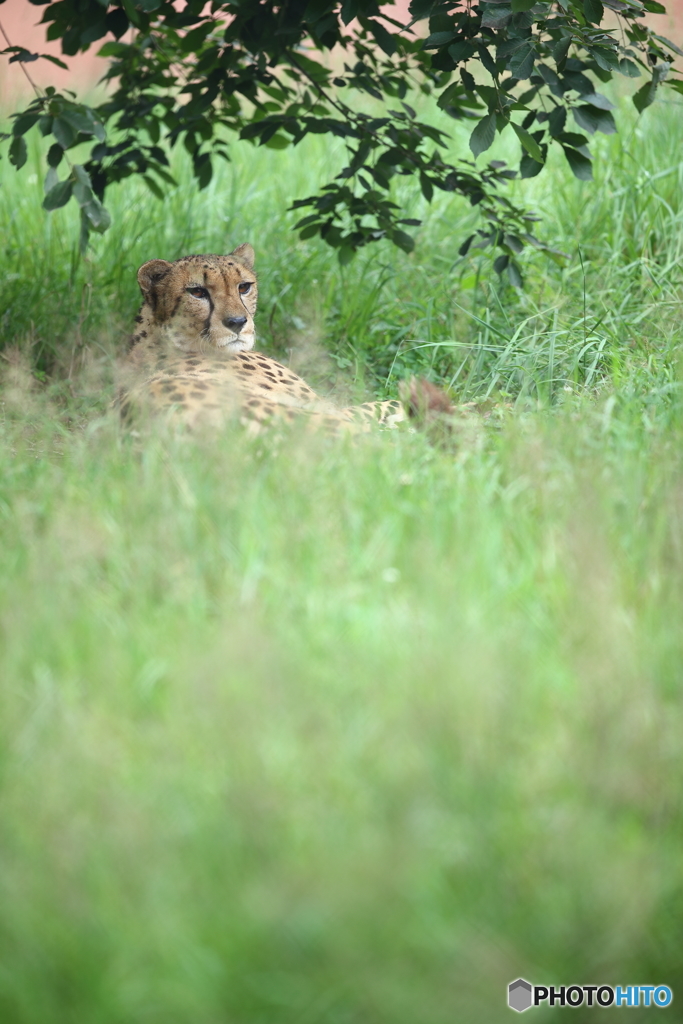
[1,85,683,1022]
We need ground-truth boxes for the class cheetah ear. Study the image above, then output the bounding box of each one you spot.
[230,243,255,270]
[137,259,173,297]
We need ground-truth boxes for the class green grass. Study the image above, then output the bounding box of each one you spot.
[2,92,682,402]
[1,91,683,1022]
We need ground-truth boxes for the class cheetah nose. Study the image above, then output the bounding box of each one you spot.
[223,315,247,333]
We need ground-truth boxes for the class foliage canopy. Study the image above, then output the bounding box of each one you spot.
[1,0,681,282]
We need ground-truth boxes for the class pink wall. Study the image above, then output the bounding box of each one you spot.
[0,0,108,101]
[1,0,681,103]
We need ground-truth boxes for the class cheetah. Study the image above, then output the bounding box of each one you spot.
[118,244,412,435]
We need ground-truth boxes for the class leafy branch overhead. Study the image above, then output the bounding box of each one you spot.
[1,0,681,282]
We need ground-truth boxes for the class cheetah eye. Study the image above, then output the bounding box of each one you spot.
[238,282,253,295]
[187,286,209,299]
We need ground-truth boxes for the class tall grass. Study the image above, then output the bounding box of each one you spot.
[1,398,683,1022]
[1,92,682,401]
[0,90,683,1023]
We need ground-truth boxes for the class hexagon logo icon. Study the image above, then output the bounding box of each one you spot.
[508,978,533,1012]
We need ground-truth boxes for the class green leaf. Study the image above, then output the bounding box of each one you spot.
[537,64,563,96]
[9,135,27,169]
[142,175,164,200]
[589,46,621,73]
[509,44,535,80]
[194,153,212,189]
[448,41,475,63]
[240,123,264,142]
[73,179,93,205]
[583,0,604,22]
[43,179,73,210]
[651,33,683,58]
[61,107,100,137]
[511,122,544,162]
[420,173,433,201]
[580,92,615,110]
[80,21,107,48]
[553,37,571,69]
[477,44,496,77]
[618,58,641,78]
[504,234,524,254]
[391,229,415,253]
[473,83,498,108]
[179,22,214,55]
[547,107,567,138]
[507,260,523,288]
[461,68,476,92]
[511,0,536,10]
[52,117,76,150]
[557,131,588,148]
[633,79,657,113]
[423,31,456,50]
[6,47,38,64]
[481,4,512,29]
[44,166,58,195]
[73,164,91,189]
[98,41,130,58]
[341,0,361,25]
[83,198,110,233]
[573,105,616,135]
[79,208,91,256]
[40,53,68,70]
[264,134,290,150]
[469,112,497,158]
[520,152,543,178]
[409,0,434,17]
[47,143,63,168]
[459,234,475,256]
[12,113,39,136]
[105,7,129,41]
[562,147,593,180]
[366,19,396,56]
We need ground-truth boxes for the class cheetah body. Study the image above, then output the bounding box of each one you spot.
[120,246,405,433]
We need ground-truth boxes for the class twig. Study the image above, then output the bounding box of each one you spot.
[0,16,43,98]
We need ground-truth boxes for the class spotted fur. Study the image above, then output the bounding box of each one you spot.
[119,245,406,434]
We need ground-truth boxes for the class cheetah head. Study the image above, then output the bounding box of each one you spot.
[137,244,258,352]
